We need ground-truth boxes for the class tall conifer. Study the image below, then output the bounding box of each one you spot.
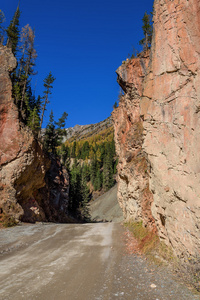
[6,4,20,55]
[0,10,5,44]
[40,72,55,129]
[139,12,153,51]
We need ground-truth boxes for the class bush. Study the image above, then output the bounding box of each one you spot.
[0,211,18,228]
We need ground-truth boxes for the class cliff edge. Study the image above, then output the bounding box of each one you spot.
[0,46,70,224]
[112,52,156,231]
[113,0,200,259]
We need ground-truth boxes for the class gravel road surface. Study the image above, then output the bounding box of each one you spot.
[0,223,199,300]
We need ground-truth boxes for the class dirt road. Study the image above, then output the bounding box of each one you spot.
[0,223,198,300]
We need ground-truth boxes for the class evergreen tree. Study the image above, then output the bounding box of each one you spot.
[40,72,55,129]
[139,12,153,51]
[103,156,114,191]
[103,143,114,191]
[113,101,118,109]
[96,147,102,165]
[94,169,102,191]
[19,25,37,112]
[6,4,20,55]
[0,10,5,44]
[57,144,70,165]
[12,81,21,106]
[81,141,90,159]
[55,112,68,146]
[69,163,82,215]
[27,106,40,135]
[43,110,68,155]
[43,110,57,154]
[90,156,97,186]
[10,24,38,125]
[82,163,90,182]
[28,94,41,135]
[80,175,91,221]
[66,126,117,202]
[69,161,91,221]
[71,141,77,158]
[100,143,106,165]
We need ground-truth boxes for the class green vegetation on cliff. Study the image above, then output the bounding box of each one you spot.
[139,12,153,51]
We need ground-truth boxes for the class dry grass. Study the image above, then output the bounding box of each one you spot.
[0,212,18,228]
[124,221,200,293]
[125,221,177,263]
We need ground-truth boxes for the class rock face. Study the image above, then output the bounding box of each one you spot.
[112,53,156,231]
[113,0,200,258]
[0,46,69,223]
[141,0,200,258]
[64,117,113,142]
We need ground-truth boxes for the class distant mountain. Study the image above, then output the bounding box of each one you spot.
[64,117,113,142]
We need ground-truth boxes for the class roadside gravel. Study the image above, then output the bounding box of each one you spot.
[0,222,199,300]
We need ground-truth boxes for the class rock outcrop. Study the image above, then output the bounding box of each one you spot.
[113,0,200,258]
[0,45,70,223]
[141,0,200,258]
[113,53,156,231]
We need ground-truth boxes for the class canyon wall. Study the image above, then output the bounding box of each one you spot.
[113,53,156,231]
[113,0,200,258]
[0,46,70,223]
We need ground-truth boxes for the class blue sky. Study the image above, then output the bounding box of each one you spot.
[2,0,154,128]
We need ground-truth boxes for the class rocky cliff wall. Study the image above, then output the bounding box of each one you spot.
[113,0,200,258]
[141,0,200,258]
[0,46,70,223]
[112,53,156,231]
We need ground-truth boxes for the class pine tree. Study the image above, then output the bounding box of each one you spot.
[113,101,118,109]
[71,141,76,158]
[40,72,55,130]
[0,10,5,44]
[19,25,37,112]
[94,169,102,191]
[10,24,37,123]
[75,141,80,158]
[82,163,90,182]
[81,141,90,159]
[27,106,40,135]
[139,12,153,51]
[69,163,82,214]
[96,147,102,165]
[19,85,41,133]
[103,143,114,191]
[90,156,97,186]
[57,144,70,165]
[6,4,20,55]
[80,175,91,221]
[103,156,114,191]
[55,112,68,146]
[43,110,68,155]
[43,110,57,154]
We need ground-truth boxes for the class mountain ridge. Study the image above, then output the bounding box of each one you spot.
[64,116,113,142]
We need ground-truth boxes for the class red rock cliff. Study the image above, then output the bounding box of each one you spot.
[0,46,70,223]
[112,52,156,231]
[113,0,200,258]
[141,0,200,258]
